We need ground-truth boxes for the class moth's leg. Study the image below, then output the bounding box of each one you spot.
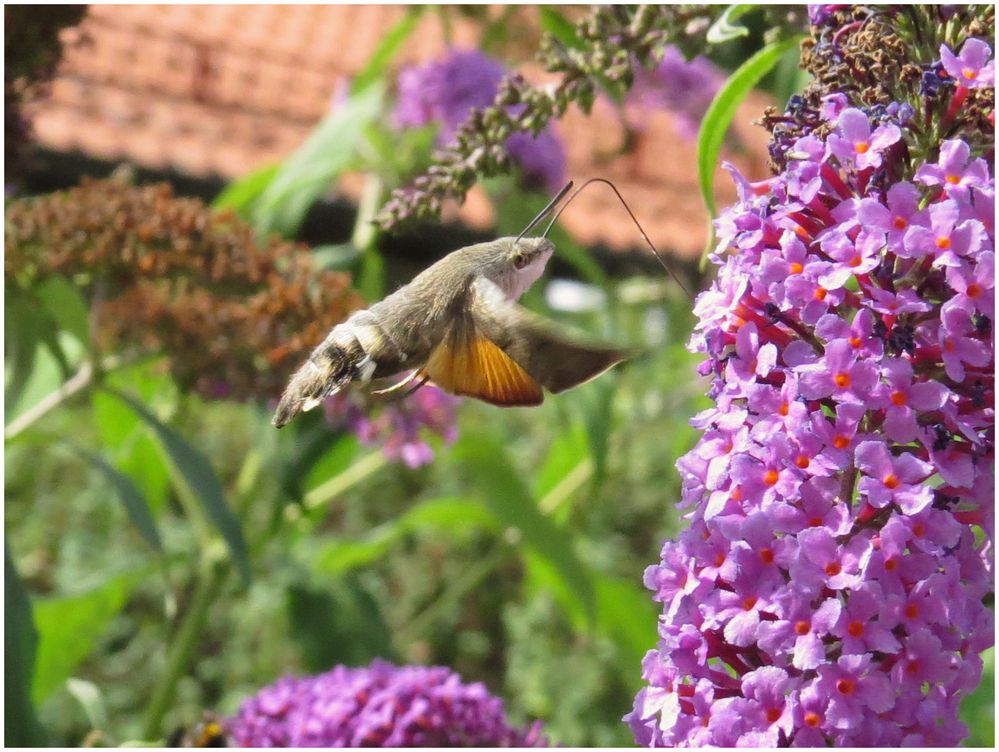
[370,369,422,397]
[403,373,431,398]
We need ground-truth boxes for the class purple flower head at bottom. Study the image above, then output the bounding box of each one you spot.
[227,660,548,747]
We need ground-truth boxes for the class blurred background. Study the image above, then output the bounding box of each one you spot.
[5,4,992,747]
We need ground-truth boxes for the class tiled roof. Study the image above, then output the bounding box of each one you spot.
[29,5,775,259]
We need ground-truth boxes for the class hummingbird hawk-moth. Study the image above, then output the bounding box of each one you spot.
[273,180,681,428]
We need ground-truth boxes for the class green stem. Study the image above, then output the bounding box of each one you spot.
[141,555,227,741]
[302,451,387,512]
[4,361,94,441]
[4,351,151,442]
[539,458,593,515]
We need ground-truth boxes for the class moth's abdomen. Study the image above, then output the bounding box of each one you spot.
[271,322,366,427]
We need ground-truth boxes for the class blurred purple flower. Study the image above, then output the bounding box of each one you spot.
[394,49,565,192]
[325,385,458,468]
[626,45,724,139]
[227,659,548,747]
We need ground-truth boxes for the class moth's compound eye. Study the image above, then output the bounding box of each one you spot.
[512,251,529,269]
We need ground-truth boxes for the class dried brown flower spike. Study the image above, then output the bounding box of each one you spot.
[5,176,362,401]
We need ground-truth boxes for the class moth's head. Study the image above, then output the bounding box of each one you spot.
[482,236,555,300]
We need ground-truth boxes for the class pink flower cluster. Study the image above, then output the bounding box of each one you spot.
[627,88,994,745]
[325,385,459,468]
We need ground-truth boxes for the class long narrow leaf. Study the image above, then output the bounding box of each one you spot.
[110,390,251,586]
[453,434,597,623]
[314,497,497,574]
[696,35,804,258]
[253,83,384,238]
[70,445,163,552]
[5,547,45,745]
[211,163,279,217]
[351,8,422,95]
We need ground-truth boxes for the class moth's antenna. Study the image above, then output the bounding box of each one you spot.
[515,180,574,242]
[542,178,693,299]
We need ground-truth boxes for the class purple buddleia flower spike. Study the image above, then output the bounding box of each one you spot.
[628,25,993,746]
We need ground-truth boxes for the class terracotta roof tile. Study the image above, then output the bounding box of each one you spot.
[31,5,775,259]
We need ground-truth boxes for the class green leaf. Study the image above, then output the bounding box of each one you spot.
[92,382,172,515]
[313,497,497,574]
[5,331,83,428]
[69,444,163,552]
[580,375,618,493]
[533,422,588,501]
[540,7,583,49]
[253,83,384,238]
[32,570,139,704]
[697,35,804,259]
[453,433,596,623]
[5,547,45,746]
[310,243,361,272]
[35,275,90,346]
[211,163,280,218]
[4,290,40,415]
[594,574,658,693]
[706,4,755,44]
[351,8,422,95]
[109,390,252,586]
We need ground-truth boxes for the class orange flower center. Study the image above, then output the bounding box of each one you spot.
[962,67,978,80]
[836,678,855,695]
[945,174,961,185]
[778,402,790,416]
[825,562,842,576]
[848,255,862,268]
[794,620,810,635]
[890,390,907,406]
[760,548,775,564]
[832,435,850,449]
[967,282,982,298]
[905,659,921,674]
[849,336,862,348]
[883,473,900,489]
[804,711,822,728]
[834,372,851,388]
[936,235,952,250]
[809,516,824,527]
[885,557,899,572]
[766,707,782,723]
[730,485,744,502]
[790,261,804,274]
[847,621,864,637]
[714,553,726,567]
[764,469,779,486]
[855,141,870,154]
[892,216,908,230]
[814,287,828,301]
[795,455,811,469]
[912,522,926,538]
[743,596,758,611]
[904,603,919,619]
